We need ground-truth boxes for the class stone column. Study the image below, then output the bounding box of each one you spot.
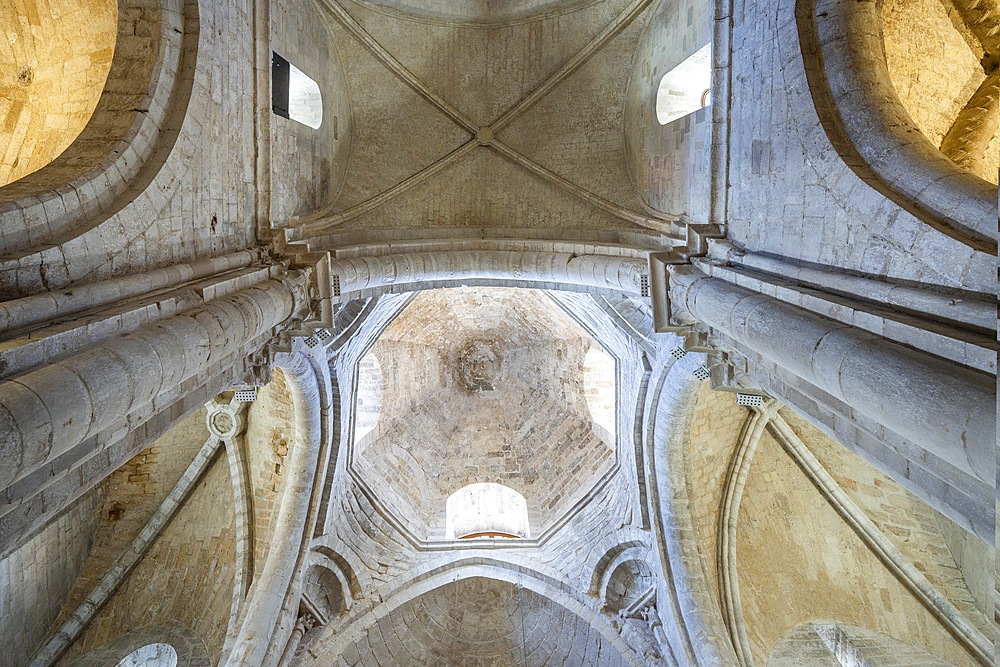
[0,275,300,493]
[276,612,317,667]
[667,265,995,485]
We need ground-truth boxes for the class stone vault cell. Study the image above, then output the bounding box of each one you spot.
[339,577,630,666]
[350,287,618,541]
[0,0,117,187]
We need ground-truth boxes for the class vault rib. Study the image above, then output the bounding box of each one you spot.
[300,0,671,237]
[318,0,479,135]
[491,140,673,232]
[490,0,655,132]
[295,141,478,236]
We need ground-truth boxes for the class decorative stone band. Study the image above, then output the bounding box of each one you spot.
[666,264,995,493]
[795,0,998,253]
[0,277,296,495]
[0,0,200,261]
[329,250,648,301]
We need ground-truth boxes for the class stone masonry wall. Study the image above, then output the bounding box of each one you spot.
[245,367,294,574]
[784,408,993,637]
[0,0,117,187]
[736,429,978,666]
[723,0,993,293]
[681,380,748,613]
[625,0,714,222]
[51,408,212,634]
[0,0,259,296]
[56,454,237,665]
[269,0,351,225]
[0,488,101,666]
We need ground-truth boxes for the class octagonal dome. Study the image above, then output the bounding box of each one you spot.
[350,287,617,541]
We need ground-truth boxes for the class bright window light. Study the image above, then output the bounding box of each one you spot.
[272,52,323,129]
[355,352,384,444]
[583,345,616,440]
[445,483,529,539]
[656,43,713,125]
[116,643,178,667]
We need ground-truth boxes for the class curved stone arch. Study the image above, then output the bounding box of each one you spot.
[0,0,200,261]
[308,535,377,600]
[310,546,363,603]
[601,553,657,614]
[305,558,647,666]
[328,250,648,302]
[301,563,349,621]
[588,539,651,598]
[716,402,778,667]
[643,348,739,666]
[64,624,210,667]
[794,0,997,253]
[225,343,331,667]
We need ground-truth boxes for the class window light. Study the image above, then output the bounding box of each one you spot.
[272,52,323,129]
[656,43,713,125]
[445,483,529,539]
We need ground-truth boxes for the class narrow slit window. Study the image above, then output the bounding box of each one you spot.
[272,52,323,129]
[445,483,529,539]
[656,42,713,125]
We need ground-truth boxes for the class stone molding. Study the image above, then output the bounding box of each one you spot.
[218,398,255,658]
[328,249,649,302]
[644,348,739,666]
[223,345,328,667]
[716,401,779,666]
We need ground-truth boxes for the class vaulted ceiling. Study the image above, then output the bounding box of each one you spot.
[351,287,617,540]
[291,0,672,249]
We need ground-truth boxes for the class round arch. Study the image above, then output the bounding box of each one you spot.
[643,349,739,666]
[64,625,209,667]
[302,559,647,666]
[327,249,648,302]
[0,0,200,262]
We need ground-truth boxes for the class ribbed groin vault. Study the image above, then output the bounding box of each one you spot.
[0,0,994,665]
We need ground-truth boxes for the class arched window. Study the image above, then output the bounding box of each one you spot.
[445,483,529,539]
[271,52,323,129]
[656,43,713,125]
[115,643,178,667]
[355,352,384,444]
[583,344,616,440]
